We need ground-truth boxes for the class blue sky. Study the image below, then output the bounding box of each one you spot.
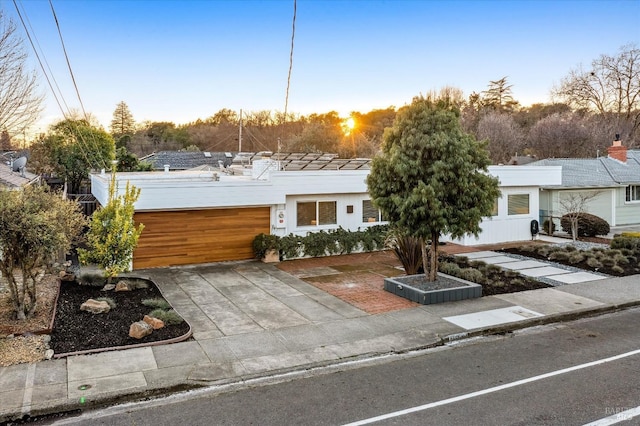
[6,0,640,132]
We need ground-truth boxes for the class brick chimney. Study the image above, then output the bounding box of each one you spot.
[607,134,627,162]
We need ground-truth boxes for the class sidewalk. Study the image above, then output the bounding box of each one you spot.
[2,258,640,422]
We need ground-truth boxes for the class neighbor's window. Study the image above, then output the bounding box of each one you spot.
[297,201,337,226]
[626,185,640,202]
[508,194,530,215]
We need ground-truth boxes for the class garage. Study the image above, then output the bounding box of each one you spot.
[132,207,270,269]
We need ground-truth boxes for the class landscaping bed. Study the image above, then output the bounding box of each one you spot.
[499,243,640,277]
[50,277,191,356]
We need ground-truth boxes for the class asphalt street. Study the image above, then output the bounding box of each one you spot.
[44,307,640,426]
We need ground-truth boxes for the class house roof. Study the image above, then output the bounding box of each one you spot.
[0,162,39,189]
[529,149,640,188]
[140,151,236,170]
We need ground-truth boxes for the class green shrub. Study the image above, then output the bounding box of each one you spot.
[610,235,640,252]
[568,252,585,264]
[459,268,484,283]
[560,213,610,237]
[142,298,171,310]
[537,246,551,257]
[252,233,280,259]
[78,273,105,287]
[601,257,616,267]
[614,254,629,265]
[564,245,577,252]
[586,257,603,269]
[439,262,460,276]
[549,251,570,262]
[385,230,423,275]
[612,265,625,274]
[470,260,487,268]
[95,297,116,309]
[148,308,184,325]
[542,219,556,234]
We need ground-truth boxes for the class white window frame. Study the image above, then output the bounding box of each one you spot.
[626,185,640,203]
[296,200,337,227]
[507,193,530,216]
[361,199,386,223]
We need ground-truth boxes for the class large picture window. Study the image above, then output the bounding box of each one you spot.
[508,194,529,215]
[296,201,337,226]
[362,200,383,222]
[626,185,640,202]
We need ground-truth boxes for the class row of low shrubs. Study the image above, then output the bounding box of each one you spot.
[439,255,542,291]
[252,225,389,260]
[517,234,640,274]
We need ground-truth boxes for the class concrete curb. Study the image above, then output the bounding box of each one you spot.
[4,301,638,424]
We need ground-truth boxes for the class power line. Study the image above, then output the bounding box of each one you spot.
[48,0,87,120]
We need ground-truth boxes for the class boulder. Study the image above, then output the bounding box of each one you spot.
[129,321,153,339]
[80,299,111,314]
[143,315,165,330]
[115,281,131,292]
[59,271,76,282]
[101,284,116,291]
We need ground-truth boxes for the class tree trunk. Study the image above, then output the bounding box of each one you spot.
[421,239,428,279]
[428,232,439,282]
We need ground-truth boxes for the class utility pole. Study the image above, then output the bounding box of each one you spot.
[238,109,243,152]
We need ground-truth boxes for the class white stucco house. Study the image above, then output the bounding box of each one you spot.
[90,152,561,269]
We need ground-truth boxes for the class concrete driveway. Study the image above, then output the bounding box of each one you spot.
[138,260,370,341]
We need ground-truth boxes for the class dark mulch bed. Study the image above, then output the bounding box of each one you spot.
[446,255,551,296]
[499,247,640,277]
[49,278,190,356]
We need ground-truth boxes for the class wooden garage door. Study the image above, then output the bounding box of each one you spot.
[133,207,270,269]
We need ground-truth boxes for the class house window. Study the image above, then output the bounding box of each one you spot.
[362,199,387,223]
[508,194,529,215]
[491,198,499,216]
[296,201,337,226]
[626,185,640,202]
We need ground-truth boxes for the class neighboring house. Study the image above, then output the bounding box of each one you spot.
[90,153,561,269]
[139,151,237,171]
[0,159,39,190]
[530,138,640,227]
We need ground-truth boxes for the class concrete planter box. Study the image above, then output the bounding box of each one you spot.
[384,273,482,305]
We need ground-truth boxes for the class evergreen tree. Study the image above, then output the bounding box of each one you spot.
[110,101,136,144]
[78,169,144,283]
[481,76,520,113]
[367,95,500,281]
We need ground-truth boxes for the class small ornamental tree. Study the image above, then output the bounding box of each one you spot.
[367,94,501,281]
[79,169,144,283]
[0,185,85,319]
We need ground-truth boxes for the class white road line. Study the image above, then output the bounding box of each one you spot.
[343,348,640,426]
[583,406,640,425]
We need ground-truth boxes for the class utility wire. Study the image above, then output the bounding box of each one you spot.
[49,0,87,119]
[12,0,67,118]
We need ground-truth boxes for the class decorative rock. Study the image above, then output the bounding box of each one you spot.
[101,284,116,291]
[129,321,153,339]
[45,349,54,360]
[143,315,165,330]
[42,334,51,343]
[115,281,131,292]
[80,299,111,314]
[59,271,76,282]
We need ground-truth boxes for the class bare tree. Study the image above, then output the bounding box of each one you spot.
[552,44,640,145]
[477,112,524,163]
[0,12,44,136]
[558,191,602,241]
[527,112,596,158]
